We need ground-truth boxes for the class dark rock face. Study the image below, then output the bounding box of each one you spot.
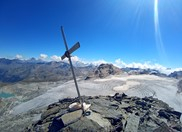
[25,94,182,132]
[113,93,127,101]
[177,80,182,93]
[158,109,182,120]
[62,117,105,132]
[169,71,182,79]
[153,122,174,132]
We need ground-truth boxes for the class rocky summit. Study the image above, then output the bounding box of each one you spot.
[94,64,122,78]
[85,64,123,80]
[26,93,182,132]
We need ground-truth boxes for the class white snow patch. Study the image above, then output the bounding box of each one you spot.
[10,75,182,116]
[113,81,140,91]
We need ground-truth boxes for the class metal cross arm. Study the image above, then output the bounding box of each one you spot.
[61,42,80,60]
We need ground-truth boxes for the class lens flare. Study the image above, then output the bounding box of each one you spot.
[154,0,167,61]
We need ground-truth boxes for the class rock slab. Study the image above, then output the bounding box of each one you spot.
[25,94,182,132]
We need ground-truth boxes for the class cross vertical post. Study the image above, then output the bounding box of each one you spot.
[60,26,84,114]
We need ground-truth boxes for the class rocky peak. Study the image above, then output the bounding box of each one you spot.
[169,71,182,79]
[26,93,182,132]
[94,64,122,78]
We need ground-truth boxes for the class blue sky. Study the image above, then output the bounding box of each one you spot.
[0,0,182,68]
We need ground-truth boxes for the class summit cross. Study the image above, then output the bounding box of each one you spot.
[60,26,84,114]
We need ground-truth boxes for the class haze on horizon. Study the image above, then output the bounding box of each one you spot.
[0,0,182,69]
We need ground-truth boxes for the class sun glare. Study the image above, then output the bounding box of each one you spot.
[154,0,167,62]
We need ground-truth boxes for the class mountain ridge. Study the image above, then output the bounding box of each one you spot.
[0,58,94,83]
[0,58,182,83]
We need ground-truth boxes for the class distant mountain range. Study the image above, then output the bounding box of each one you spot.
[121,67,167,77]
[169,71,182,79]
[0,58,94,83]
[0,58,181,83]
